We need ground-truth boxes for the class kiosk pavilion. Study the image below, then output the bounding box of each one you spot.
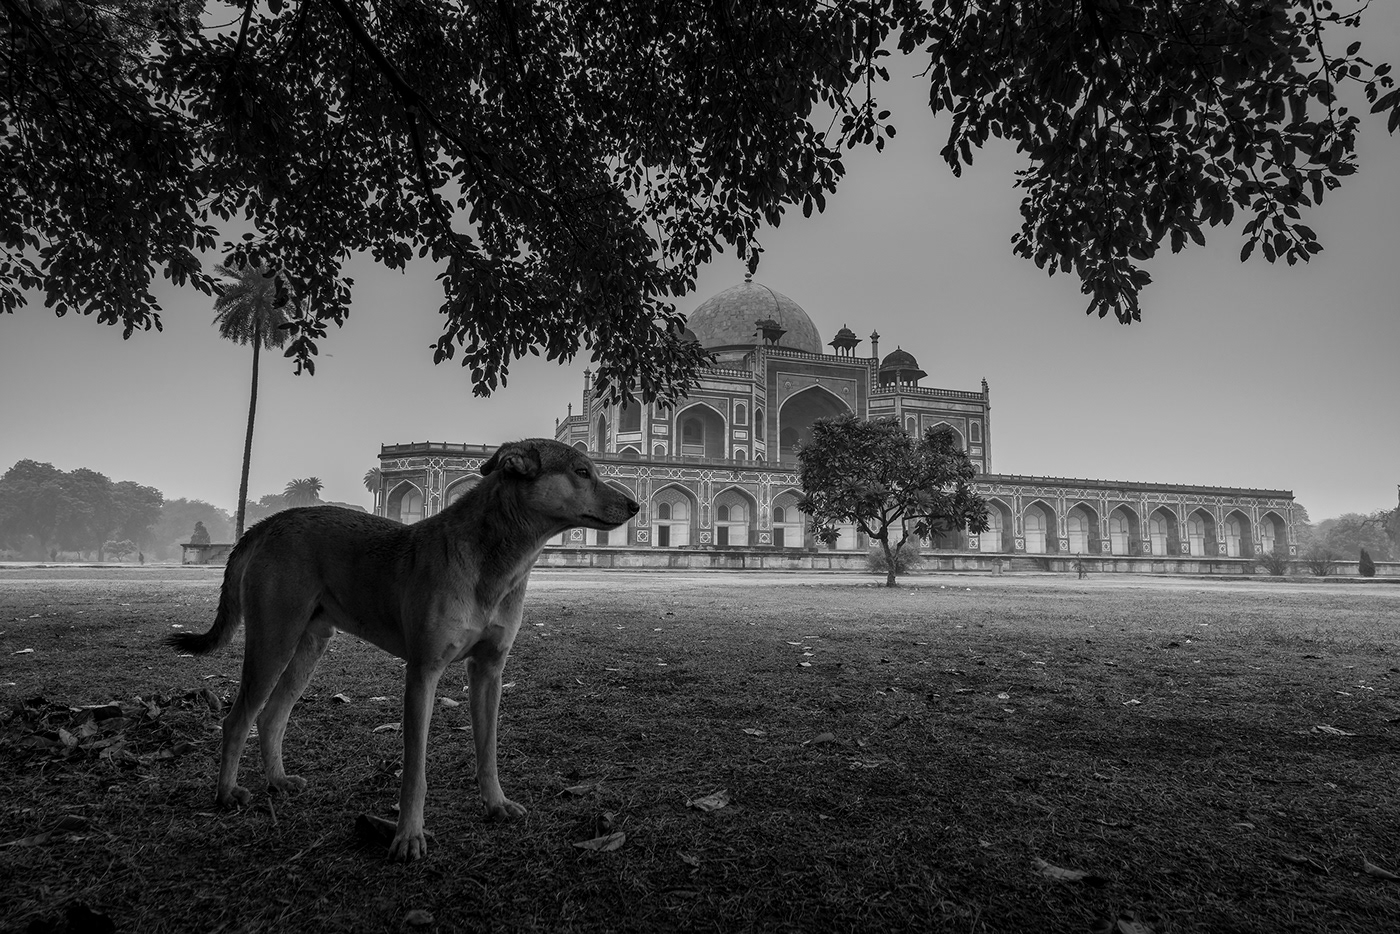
[377,278,1298,572]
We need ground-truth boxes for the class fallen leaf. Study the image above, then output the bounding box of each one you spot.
[803,732,837,746]
[573,831,626,852]
[368,696,389,702]
[561,782,598,796]
[13,648,33,655]
[1362,858,1399,881]
[1310,725,1355,736]
[332,693,351,703]
[742,728,766,736]
[437,697,460,708]
[373,722,402,733]
[799,662,812,668]
[1034,857,1108,886]
[679,851,701,868]
[404,909,435,927]
[686,789,732,812]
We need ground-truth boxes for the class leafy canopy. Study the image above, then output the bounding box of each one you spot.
[798,416,988,584]
[4,1,1397,400]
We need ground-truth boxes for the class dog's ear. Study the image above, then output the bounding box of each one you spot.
[481,442,541,479]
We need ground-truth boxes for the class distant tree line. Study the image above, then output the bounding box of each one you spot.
[0,461,362,562]
[1288,501,1398,570]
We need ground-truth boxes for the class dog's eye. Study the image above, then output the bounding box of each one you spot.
[575,467,590,478]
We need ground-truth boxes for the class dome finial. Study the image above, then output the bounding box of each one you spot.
[743,271,753,283]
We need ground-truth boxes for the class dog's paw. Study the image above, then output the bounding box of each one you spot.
[387,829,430,862]
[217,785,252,808]
[267,774,307,796]
[483,798,527,822]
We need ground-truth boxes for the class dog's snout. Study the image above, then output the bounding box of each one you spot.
[626,499,640,516]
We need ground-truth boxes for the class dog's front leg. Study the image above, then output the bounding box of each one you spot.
[389,661,445,862]
[467,647,527,821]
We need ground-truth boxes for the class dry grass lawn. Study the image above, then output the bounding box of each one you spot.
[2,566,1398,933]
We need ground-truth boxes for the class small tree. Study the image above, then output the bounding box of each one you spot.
[103,539,137,562]
[1359,549,1376,578]
[798,417,987,587]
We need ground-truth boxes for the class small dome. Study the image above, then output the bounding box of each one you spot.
[879,346,927,384]
[685,278,822,353]
[832,325,859,341]
[881,347,920,369]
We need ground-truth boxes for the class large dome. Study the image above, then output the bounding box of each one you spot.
[685,278,822,354]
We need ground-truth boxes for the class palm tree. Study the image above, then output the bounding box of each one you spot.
[284,477,324,508]
[363,467,382,513]
[212,261,296,538]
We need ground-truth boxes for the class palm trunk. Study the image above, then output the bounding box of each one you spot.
[235,325,261,540]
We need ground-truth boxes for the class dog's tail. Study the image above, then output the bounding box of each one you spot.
[164,533,253,655]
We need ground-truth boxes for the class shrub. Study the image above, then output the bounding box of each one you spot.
[1302,546,1340,577]
[1359,549,1376,578]
[1258,549,1292,576]
[866,542,924,576]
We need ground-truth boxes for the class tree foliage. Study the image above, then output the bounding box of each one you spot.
[1316,510,1395,562]
[798,417,987,587]
[283,476,324,508]
[4,1,1397,400]
[150,498,233,559]
[0,460,162,559]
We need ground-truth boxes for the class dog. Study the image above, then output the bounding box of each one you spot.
[167,439,638,861]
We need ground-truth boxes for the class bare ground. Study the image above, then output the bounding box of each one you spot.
[1,567,1398,933]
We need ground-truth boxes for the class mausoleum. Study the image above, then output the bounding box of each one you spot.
[377,278,1298,573]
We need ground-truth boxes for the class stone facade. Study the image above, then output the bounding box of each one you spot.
[377,278,1299,571]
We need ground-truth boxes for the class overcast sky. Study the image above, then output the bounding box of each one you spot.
[2,10,1398,525]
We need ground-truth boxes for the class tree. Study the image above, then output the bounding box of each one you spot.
[283,476,324,508]
[243,491,292,528]
[212,261,297,540]
[798,418,987,587]
[363,467,382,510]
[1359,548,1376,578]
[110,480,164,549]
[1318,511,1395,562]
[5,2,1398,401]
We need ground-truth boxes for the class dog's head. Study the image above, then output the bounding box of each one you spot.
[483,439,639,531]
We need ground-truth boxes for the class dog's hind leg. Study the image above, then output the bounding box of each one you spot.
[215,588,318,808]
[257,613,334,796]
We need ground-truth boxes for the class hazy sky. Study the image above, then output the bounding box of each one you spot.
[3,10,1398,524]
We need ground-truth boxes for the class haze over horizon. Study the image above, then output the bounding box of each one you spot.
[2,8,1398,526]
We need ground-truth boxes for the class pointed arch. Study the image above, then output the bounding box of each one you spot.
[777,385,852,464]
[1223,509,1253,558]
[1186,508,1219,557]
[928,421,965,451]
[386,480,424,525]
[1147,505,1181,556]
[618,400,641,433]
[979,497,1013,553]
[595,413,609,453]
[444,476,479,508]
[650,484,697,547]
[1258,510,1287,556]
[675,402,727,459]
[771,487,806,549]
[1108,504,1141,555]
[713,485,757,547]
[1065,502,1101,555]
[1023,499,1059,554]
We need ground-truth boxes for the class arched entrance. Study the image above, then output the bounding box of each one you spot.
[675,404,726,459]
[386,482,424,524]
[1186,509,1218,557]
[1223,510,1253,558]
[1258,511,1287,555]
[777,387,851,465]
[1065,503,1100,555]
[979,499,1012,553]
[771,490,805,549]
[1108,505,1141,556]
[444,477,479,508]
[1148,507,1180,556]
[651,486,695,547]
[1023,501,1058,554]
[713,487,756,547]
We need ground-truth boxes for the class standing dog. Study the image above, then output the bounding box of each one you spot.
[167,439,638,860]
